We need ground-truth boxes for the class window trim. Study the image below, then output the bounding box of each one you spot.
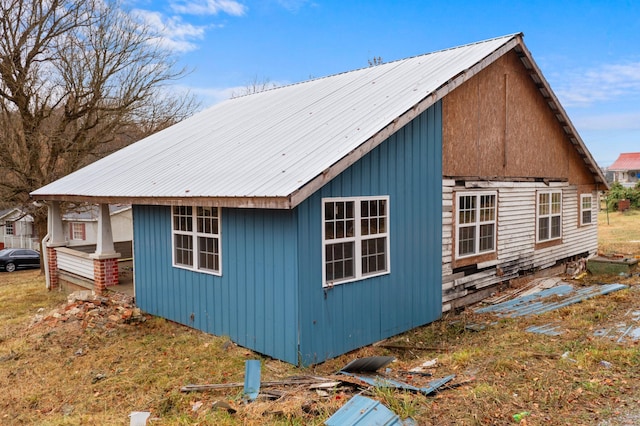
[536,190,563,243]
[455,191,497,260]
[322,196,390,287]
[171,206,222,276]
[580,193,593,226]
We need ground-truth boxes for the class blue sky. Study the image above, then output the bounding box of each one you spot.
[130,0,640,167]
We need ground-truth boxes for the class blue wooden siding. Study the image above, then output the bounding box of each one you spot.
[296,102,443,365]
[133,205,299,364]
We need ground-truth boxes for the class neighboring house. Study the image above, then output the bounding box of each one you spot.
[62,204,133,258]
[608,152,640,188]
[0,208,37,250]
[31,33,606,365]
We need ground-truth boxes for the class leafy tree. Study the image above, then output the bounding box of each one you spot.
[606,182,640,211]
[0,0,198,246]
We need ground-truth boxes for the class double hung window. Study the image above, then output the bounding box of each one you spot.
[172,206,221,274]
[580,194,593,226]
[323,197,389,286]
[455,192,497,259]
[537,190,562,242]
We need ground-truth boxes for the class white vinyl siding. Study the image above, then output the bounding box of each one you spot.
[172,206,221,275]
[322,196,390,287]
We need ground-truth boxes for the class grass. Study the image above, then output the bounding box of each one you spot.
[0,210,639,425]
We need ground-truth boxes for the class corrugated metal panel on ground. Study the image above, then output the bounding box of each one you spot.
[475,283,628,317]
[32,35,518,203]
[325,395,416,426]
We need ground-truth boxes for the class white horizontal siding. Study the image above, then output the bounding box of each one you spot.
[442,182,598,312]
[56,248,95,280]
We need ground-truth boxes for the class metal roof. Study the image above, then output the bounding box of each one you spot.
[31,33,606,208]
[609,152,640,171]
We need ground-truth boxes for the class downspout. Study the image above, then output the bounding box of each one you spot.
[42,231,51,290]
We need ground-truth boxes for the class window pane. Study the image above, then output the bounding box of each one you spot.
[458,226,475,256]
[362,237,386,275]
[551,216,561,238]
[479,224,494,252]
[582,210,592,225]
[173,206,193,232]
[325,242,355,281]
[538,217,549,241]
[175,234,193,266]
[551,193,561,214]
[198,236,220,271]
[538,193,549,215]
[480,195,495,221]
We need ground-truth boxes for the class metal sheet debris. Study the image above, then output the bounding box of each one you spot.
[525,323,563,336]
[243,360,261,401]
[340,371,455,396]
[324,394,416,426]
[475,283,628,317]
[594,309,640,342]
[340,356,395,373]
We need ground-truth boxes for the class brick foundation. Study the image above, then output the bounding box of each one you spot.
[93,257,119,295]
[46,246,59,291]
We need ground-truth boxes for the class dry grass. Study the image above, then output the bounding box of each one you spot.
[0,210,639,425]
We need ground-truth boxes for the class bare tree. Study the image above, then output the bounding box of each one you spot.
[231,75,278,98]
[0,0,199,247]
[368,56,384,67]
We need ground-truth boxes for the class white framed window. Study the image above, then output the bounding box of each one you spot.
[5,221,14,236]
[172,206,221,275]
[537,190,562,242]
[70,222,86,240]
[580,194,593,226]
[322,196,390,286]
[455,192,497,259]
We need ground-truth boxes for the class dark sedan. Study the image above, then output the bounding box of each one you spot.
[0,248,41,272]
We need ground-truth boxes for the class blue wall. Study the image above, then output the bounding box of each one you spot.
[133,101,442,366]
[296,102,443,364]
[133,206,300,364]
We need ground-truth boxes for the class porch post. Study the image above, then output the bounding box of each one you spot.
[45,201,66,291]
[91,203,120,295]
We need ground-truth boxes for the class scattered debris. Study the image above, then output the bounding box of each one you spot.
[525,323,563,336]
[243,360,261,401]
[324,394,416,426]
[513,411,530,422]
[180,376,338,393]
[211,400,237,414]
[338,357,455,397]
[29,290,145,330]
[475,283,628,317]
[129,411,150,426]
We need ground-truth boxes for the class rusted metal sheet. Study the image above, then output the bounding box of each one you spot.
[475,283,627,317]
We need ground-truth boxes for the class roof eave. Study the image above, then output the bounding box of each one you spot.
[30,194,294,209]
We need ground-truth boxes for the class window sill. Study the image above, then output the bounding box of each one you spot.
[452,252,497,269]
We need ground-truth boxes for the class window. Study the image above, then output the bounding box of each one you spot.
[322,196,389,286]
[70,222,86,241]
[172,206,221,274]
[580,194,593,226]
[456,192,497,259]
[5,222,13,236]
[537,190,562,242]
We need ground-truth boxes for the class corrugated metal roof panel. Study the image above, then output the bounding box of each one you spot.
[609,152,640,170]
[325,395,416,426]
[31,34,519,204]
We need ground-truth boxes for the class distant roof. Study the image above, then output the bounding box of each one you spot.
[609,152,640,171]
[62,204,131,221]
[31,33,606,208]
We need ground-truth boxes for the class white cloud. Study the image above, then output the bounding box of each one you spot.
[555,62,640,107]
[133,9,207,52]
[275,0,315,12]
[169,0,247,16]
